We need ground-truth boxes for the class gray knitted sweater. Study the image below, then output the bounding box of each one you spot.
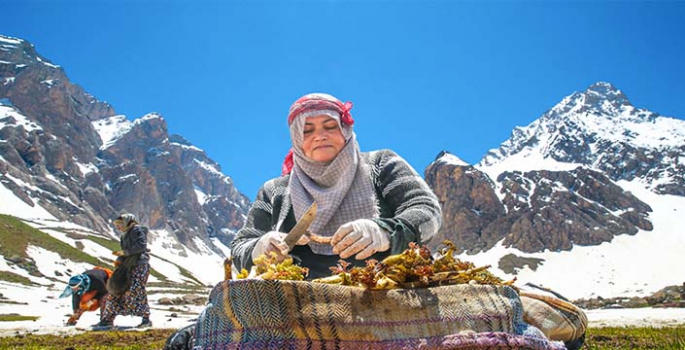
[230,149,442,279]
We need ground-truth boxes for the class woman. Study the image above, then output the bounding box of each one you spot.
[164,93,443,349]
[93,213,152,329]
[230,93,442,279]
[59,267,112,326]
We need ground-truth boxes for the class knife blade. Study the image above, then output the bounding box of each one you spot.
[283,202,317,251]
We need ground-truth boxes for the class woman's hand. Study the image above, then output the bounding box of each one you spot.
[112,250,124,257]
[252,231,288,262]
[251,231,308,262]
[331,219,390,260]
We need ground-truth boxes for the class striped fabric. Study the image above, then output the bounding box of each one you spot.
[192,280,566,350]
[520,292,588,343]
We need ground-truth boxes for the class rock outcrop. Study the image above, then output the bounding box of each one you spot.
[426,154,653,254]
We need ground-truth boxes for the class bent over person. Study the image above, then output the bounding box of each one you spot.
[59,267,112,326]
[230,92,443,278]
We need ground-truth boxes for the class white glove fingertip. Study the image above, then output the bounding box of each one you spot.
[296,235,310,246]
[355,247,375,260]
[341,236,370,260]
[273,242,287,254]
[332,223,354,244]
[335,231,361,256]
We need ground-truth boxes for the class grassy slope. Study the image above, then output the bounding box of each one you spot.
[586,326,685,349]
[0,326,683,349]
[0,214,204,286]
[0,214,109,275]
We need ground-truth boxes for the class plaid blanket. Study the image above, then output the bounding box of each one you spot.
[520,288,587,343]
[193,280,568,349]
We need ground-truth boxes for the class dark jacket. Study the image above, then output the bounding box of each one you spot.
[230,149,443,279]
[71,268,109,312]
[117,225,150,266]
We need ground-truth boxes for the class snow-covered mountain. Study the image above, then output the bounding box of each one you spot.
[0,33,250,291]
[426,82,685,300]
[480,82,684,196]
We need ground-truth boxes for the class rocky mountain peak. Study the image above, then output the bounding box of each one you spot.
[432,150,470,166]
[0,34,251,254]
[580,81,632,113]
[478,82,684,196]
[0,34,54,68]
[428,81,685,259]
[423,81,684,299]
[546,81,645,124]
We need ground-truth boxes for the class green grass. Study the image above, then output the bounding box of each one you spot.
[585,325,685,349]
[0,314,39,322]
[85,229,202,284]
[0,329,174,349]
[0,214,202,285]
[84,234,121,252]
[0,214,111,272]
[150,255,204,286]
[0,271,36,286]
[84,233,168,282]
[147,281,209,295]
[0,326,682,349]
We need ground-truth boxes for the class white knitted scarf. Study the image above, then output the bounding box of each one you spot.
[289,131,377,254]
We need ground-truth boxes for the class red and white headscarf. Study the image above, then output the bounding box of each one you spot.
[284,93,378,254]
[282,93,354,176]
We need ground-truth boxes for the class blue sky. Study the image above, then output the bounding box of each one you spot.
[4,1,685,199]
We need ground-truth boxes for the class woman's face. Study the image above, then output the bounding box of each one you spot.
[302,114,345,162]
[113,220,125,232]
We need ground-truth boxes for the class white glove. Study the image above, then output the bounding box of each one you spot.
[331,219,390,260]
[251,231,310,262]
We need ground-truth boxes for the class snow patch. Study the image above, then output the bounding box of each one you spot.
[92,115,132,149]
[0,178,56,220]
[436,152,470,167]
[462,178,685,301]
[0,105,43,132]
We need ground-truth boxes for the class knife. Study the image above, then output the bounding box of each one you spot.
[283,202,317,251]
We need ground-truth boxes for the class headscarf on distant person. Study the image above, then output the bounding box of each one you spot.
[59,273,91,298]
[114,213,138,231]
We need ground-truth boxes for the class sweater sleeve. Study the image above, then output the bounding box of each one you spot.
[71,293,80,313]
[123,226,148,256]
[230,179,282,272]
[370,150,442,254]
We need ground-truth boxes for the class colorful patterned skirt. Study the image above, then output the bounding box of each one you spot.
[101,263,150,321]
